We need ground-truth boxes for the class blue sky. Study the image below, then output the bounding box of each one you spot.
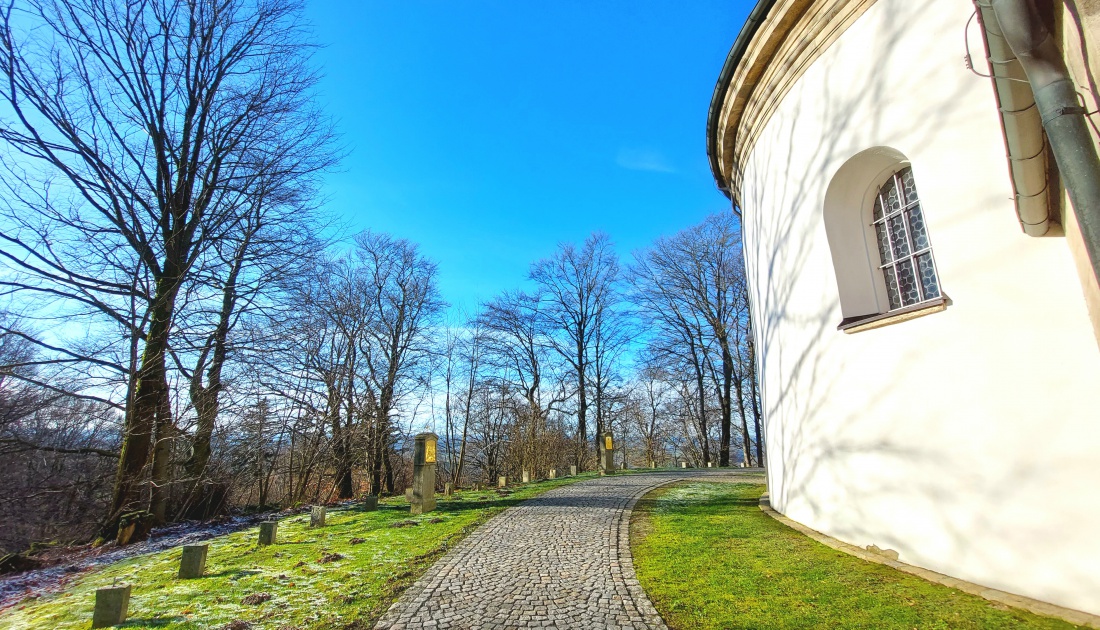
[303,1,751,311]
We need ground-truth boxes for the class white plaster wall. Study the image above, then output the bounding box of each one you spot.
[740,0,1100,615]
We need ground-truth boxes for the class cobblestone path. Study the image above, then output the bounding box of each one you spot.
[375,470,762,630]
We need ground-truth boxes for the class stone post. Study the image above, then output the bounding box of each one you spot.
[707,462,714,468]
[570,465,577,476]
[361,496,379,511]
[178,544,208,579]
[522,470,530,483]
[258,521,278,545]
[92,584,130,628]
[601,432,614,475]
[310,506,326,528]
[444,482,453,496]
[410,432,438,515]
[498,476,507,488]
[549,468,557,479]
[681,461,688,469]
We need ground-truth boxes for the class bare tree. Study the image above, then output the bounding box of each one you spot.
[355,231,444,495]
[630,213,754,466]
[530,232,620,467]
[479,290,564,477]
[0,0,336,538]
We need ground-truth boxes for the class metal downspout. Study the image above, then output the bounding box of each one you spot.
[974,1,1052,236]
[989,0,1100,283]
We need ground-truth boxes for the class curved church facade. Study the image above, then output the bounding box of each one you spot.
[708,0,1100,617]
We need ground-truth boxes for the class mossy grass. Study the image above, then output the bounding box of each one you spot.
[2,473,600,629]
[631,481,1077,630]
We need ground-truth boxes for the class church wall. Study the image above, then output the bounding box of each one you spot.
[739,0,1100,615]
[1057,0,1100,345]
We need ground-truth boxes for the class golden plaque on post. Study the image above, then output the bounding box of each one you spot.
[604,435,613,451]
[425,440,436,463]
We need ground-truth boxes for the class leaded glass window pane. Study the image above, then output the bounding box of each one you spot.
[870,167,942,311]
[888,214,910,259]
[885,178,902,213]
[917,253,940,299]
[875,223,892,264]
[896,258,920,306]
[883,266,902,310]
[900,167,919,206]
[907,205,930,251]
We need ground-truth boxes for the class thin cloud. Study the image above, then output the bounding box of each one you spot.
[615,147,676,173]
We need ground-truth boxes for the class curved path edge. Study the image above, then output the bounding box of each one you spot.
[375,470,762,630]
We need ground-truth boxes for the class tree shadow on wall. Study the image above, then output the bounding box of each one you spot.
[738,0,1098,606]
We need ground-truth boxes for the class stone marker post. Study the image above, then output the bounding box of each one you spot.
[681,461,688,469]
[362,496,379,511]
[498,476,507,488]
[92,584,130,628]
[522,470,530,483]
[178,544,208,579]
[258,521,278,545]
[601,432,615,475]
[570,465,577,476]
[707,462,714,468]
[410,432,438,515]
[310,506,326,528]
[444,482,453,496]
[549,468,557,479]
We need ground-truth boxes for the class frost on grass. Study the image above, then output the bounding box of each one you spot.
[653,482,732,513]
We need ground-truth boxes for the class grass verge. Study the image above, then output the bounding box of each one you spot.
[1,474,599,629]
[630,481,1077,630]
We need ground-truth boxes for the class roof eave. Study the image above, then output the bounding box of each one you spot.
[706,0,778,203]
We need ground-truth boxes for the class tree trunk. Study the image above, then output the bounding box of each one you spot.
[149,379,174,525]
[747,333,765,467]
[181,245,243,518]
[103,280,178,541]
[719,341,733,467]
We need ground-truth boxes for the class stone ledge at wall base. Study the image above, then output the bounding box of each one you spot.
[757,494,1100,629]
[310,506,326,528]
[258,521,278,546]
[92,584,130,628]
[178,544,208,579]
[361,495,378,511]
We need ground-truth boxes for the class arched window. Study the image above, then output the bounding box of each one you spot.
[870,167,941,310]
[824,148,947,331]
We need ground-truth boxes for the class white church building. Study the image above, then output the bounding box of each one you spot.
[707,0,1100,618]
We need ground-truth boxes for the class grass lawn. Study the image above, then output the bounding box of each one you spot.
[630,481,1078,630]
[1,474,599,629]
